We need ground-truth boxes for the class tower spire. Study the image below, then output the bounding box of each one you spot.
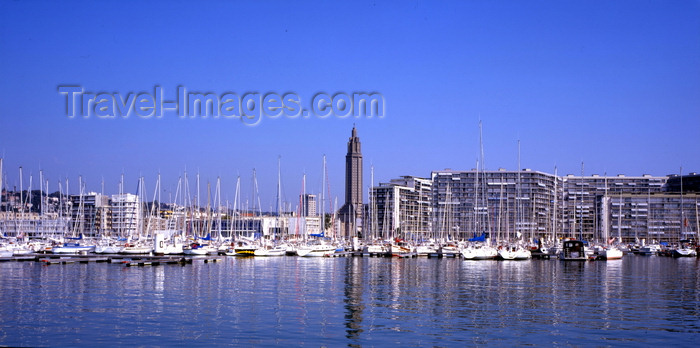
[340,125,363,239]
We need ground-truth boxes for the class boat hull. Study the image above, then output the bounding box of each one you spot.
[254,247,286,256]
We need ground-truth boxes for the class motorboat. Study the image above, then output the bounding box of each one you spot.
[558,240,588,261]
[228,239,259,256]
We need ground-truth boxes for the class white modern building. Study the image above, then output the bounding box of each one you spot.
[111,193,141,238]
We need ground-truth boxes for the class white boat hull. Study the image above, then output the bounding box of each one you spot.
[254,247,286,256]
[95,245,123,254]
[121,247,153,254]
[52,246,95,254]
[297,246,335,257]
[601,248,623,260]
[461,245,498,260]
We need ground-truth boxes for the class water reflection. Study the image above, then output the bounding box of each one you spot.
[343,257,364,344]
[0,256,699,346]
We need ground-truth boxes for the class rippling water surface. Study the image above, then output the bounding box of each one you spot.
[1,256,698,346]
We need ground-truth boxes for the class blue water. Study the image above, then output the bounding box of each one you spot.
[0,256,698,346]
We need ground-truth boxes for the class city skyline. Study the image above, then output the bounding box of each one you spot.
[1,1,698,209]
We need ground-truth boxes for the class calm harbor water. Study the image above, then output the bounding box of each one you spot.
[1,255,699,346]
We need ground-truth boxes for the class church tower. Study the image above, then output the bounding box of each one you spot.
[339,126,363,238]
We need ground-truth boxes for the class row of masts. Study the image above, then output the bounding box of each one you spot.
[0,156,339,242]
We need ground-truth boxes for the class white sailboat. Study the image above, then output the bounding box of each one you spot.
[296,239,336,257]
[599,246,623,260]
[498,244,532,260]
[255,157,287,258]
[53,176,96,254]
[254,242,287,256]
[415,241,438,257]
[461,242,498,260]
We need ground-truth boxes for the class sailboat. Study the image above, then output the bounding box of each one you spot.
[253,242,287,256]
[53,176,96,254]
[498,243,532,260]
[598,188,623,260]
[255,165,288,257]
[296,162,337,257]
[461,242,498,260]
[296,238,336,257]
[496,140,531,260]
[673,169,697,257]
[256,157,288,257]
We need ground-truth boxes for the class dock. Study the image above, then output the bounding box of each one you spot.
[0,253,224,267]
[327,251,353,257]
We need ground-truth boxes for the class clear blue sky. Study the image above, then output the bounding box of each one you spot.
[1,0,698,210]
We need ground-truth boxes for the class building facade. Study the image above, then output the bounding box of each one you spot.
[301,194,317,217]
[369,176,432,241]
[429,169,561,241]
[69,192,111,237]
[363,170,680,243]
[561,174,667,241]
[604,193,700,244]
[111,193,141,238]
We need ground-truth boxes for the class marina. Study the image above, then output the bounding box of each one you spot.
[0,254,698,346]
[1,0,698,346]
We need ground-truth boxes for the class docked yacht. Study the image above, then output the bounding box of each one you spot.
[228,239,259,256]
[254,243,287,256]
[498,244,532,260]
[296,240,336,257]
[460,243,498,260]
[558,240,588,261]
[183,242,216,255]
[439,243,460,258]
[598,246,624,260]
[52,242,96,254]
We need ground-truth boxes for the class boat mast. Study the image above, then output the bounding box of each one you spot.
[553,165,558,242]
[251,168,261,239]
[100,176,106,237]
[182,170,195,238]
[618,189,623,244]
[39,170,43,218]
[498,174,504,243]
[302,172,306,239]
[679,166,684,245]
[277,156,282,240]
[321,155,325,238]
[479,120,487,241]
[206,180,212,240]
[474,161,479,241]
[19,166,24,237]
[417,176,423,243]
[516,140,521,242]
[77,175,84,238]
[233,175,241,240]
[369,164,374,241]
[157,172,161,235]
[327,165,334,239]
[119,173,124,239]
[603,171,608,243]
[695,195,699,242]
[214,178,221,241]
[579,162,584,241]
[530,185,535,243]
